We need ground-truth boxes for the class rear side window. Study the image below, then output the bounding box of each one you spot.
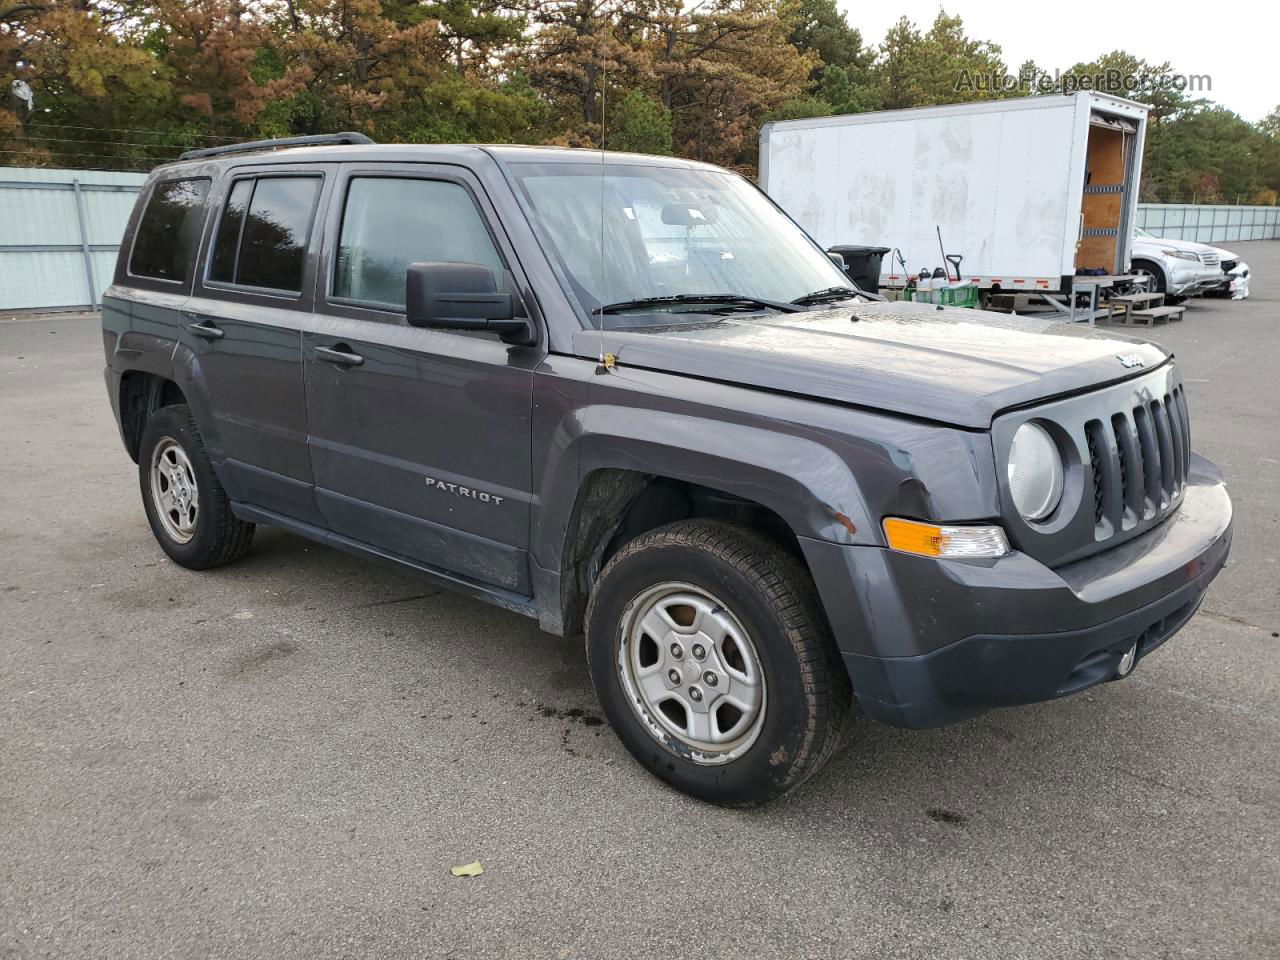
[334,177,504,310]
[209,179,251,282]
[129,178,210,282]
[209,175,321,294]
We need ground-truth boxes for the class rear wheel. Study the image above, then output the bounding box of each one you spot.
[138,404,254,569]
[586,520,851,806]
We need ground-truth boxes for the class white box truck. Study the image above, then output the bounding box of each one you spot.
[759,92,1149,301]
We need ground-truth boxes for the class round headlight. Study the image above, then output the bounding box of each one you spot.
[1007,422,1064,521]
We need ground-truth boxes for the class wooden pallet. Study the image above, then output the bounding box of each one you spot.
[1108,304,1185,326]
[1105,291,1165,322]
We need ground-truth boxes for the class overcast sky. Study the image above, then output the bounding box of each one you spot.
[839,1,1278,122]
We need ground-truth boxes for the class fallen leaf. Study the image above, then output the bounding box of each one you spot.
[450,861,484,878]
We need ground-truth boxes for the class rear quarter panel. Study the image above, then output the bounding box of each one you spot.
[102,163,222,432]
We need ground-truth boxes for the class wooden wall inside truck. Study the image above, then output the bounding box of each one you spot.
[1076,126,1127,271]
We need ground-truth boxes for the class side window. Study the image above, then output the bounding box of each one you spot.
[334,177,505,310]
[209,179,252,283]
[129,178,210,282]
[208,175,321,294]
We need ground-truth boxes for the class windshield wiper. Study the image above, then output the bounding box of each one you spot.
[790,286,863,306]
[598,294,803,315]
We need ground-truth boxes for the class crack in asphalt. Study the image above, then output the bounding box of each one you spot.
[1199,608,1276,633]
[357,591,442,609]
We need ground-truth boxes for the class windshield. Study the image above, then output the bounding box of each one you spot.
[506,161,852,328]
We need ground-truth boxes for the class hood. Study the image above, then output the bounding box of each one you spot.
[1133,234,1212,256]
[576,301,1170,429]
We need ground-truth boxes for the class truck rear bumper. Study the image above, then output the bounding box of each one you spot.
[801,454,1232,728]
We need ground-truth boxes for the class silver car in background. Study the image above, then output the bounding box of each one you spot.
[1131,228,1249,300]
[1131,228,1226,298]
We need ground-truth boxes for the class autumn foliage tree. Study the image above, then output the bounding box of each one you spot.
[1,0,1277,197]
[635,0,815,167]
[522,0,644,144]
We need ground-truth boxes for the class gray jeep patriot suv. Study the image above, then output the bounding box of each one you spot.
[103,133,1233,805]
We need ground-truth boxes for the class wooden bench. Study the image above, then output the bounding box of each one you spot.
[1108,304,1185,326]
[1105,291,1165,322]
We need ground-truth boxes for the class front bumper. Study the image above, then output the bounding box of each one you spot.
[801,454,1232,728]
[1168,265,1225,297]
[1221,263,1250,299]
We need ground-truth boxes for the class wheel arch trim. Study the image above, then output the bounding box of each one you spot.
[530,410,877,636]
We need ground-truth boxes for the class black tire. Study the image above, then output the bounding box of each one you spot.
[138,404,254,570]
[586,520,852,806]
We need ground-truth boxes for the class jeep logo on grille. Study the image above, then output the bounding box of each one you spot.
[1116,353,1145,369]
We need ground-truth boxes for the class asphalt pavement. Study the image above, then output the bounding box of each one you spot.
[2,243,1278,959]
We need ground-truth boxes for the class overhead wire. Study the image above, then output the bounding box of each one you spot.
[15,123,240,142]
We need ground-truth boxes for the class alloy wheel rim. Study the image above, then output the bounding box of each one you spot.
[150,438,199,544]
[617,581,766,765]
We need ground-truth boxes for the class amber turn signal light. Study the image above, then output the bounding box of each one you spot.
[882,518,1010,559]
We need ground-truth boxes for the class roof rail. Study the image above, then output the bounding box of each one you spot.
[177,132,374,162]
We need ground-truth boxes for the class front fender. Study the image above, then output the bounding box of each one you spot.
[1131,255,1171,290]
[576,405,868,544]
[528,357,1000,633]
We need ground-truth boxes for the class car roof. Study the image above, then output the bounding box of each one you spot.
[151,142,726,178]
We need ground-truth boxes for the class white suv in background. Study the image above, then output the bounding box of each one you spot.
[1131,228,1233,300]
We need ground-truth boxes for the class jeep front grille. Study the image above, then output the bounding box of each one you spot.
[1197,251,1220,267]
[1083,386,1189,540]
[994,365,1189,567]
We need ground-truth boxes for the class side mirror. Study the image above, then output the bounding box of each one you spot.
[827,251,849,273]
[405,262,534,344]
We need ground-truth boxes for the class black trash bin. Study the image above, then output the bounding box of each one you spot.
[828,245,890,293]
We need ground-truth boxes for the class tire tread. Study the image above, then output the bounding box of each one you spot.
[588,519,852,804]
[139,404,254,570]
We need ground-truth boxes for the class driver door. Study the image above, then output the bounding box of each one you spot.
[302,163,543,594]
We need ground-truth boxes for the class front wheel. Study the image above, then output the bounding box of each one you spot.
[1131,259,1167,295]
[586,520,852,806]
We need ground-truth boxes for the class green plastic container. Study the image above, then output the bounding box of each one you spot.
[904,283,979,309]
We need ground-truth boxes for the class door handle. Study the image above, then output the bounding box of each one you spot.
[188,319,224,340]
[314,344,364,367]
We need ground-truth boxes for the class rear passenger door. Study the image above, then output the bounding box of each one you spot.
[181,165,335,526]
[302,163,543,595]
